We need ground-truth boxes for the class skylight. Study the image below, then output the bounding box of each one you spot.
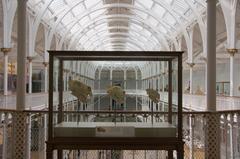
[28,0,204,51]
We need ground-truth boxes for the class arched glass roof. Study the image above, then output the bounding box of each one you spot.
[29,0,206,51]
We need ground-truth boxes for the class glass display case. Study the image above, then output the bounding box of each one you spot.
[47,51,183,159]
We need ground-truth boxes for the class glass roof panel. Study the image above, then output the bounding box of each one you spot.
[148,16,159,27]
[132,10,148,19]
[79,16,91,26]
[72,3,85,16]
[130,23,143,31]
[164,13,176,25]
[152,4,166,17]
[49,0,66,12]
[61,12,75,25]
[136,0,154,9]
[95,23,108,31]
[84,0,101,8]
[90,9,105,19]
[29,0,207,51]
[71,24,81,34]
[172,0,189,14]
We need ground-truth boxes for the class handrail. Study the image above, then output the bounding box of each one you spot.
[0,109,239,114]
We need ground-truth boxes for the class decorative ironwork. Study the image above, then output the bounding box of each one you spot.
[12,112,28,158]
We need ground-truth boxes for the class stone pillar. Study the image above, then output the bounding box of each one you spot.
[205,0,220,158]
[16,0,27,110]
[43,62,48,93]
[227,48,238,96]
[1,48,11,95]
[27,57,33,93]
[206,0,217,112]
[187,63,195,94]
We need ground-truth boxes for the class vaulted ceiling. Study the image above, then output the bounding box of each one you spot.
[29,0,206,51]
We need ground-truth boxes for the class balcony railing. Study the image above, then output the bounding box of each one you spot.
[159,92,240,111]
[0,92,74,109]
[0,108,239,159]
[1,91,240,111]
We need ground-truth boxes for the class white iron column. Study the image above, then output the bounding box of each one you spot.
[219,0,238,96]
[44,111,47,159]
[229,114,235,159]
[4,52,8,95]
[187,27,195,94]
[205,0,220,159]
[66,70,69,91]
[227,49,238,96]
[110,68,113,110]
[135,70,138,110]
[63,70,66,91]
[55,70,58,92]
[43,62,48,93]
[1,48,11,95]
[124,69,127,111]
[27,57,33,93]
[98,70,101,110]
[161,62,165,93]
[161,63,165,112]
[237,115,240,158]
[187,63,195,94]
[124,69,127,90]
[110,68,113,86]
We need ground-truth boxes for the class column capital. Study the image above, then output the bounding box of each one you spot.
[1,48,11,55]
[43,62,49,67]
[227,48,238,57]
[27,56,34,62]
[186,62,195,68]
